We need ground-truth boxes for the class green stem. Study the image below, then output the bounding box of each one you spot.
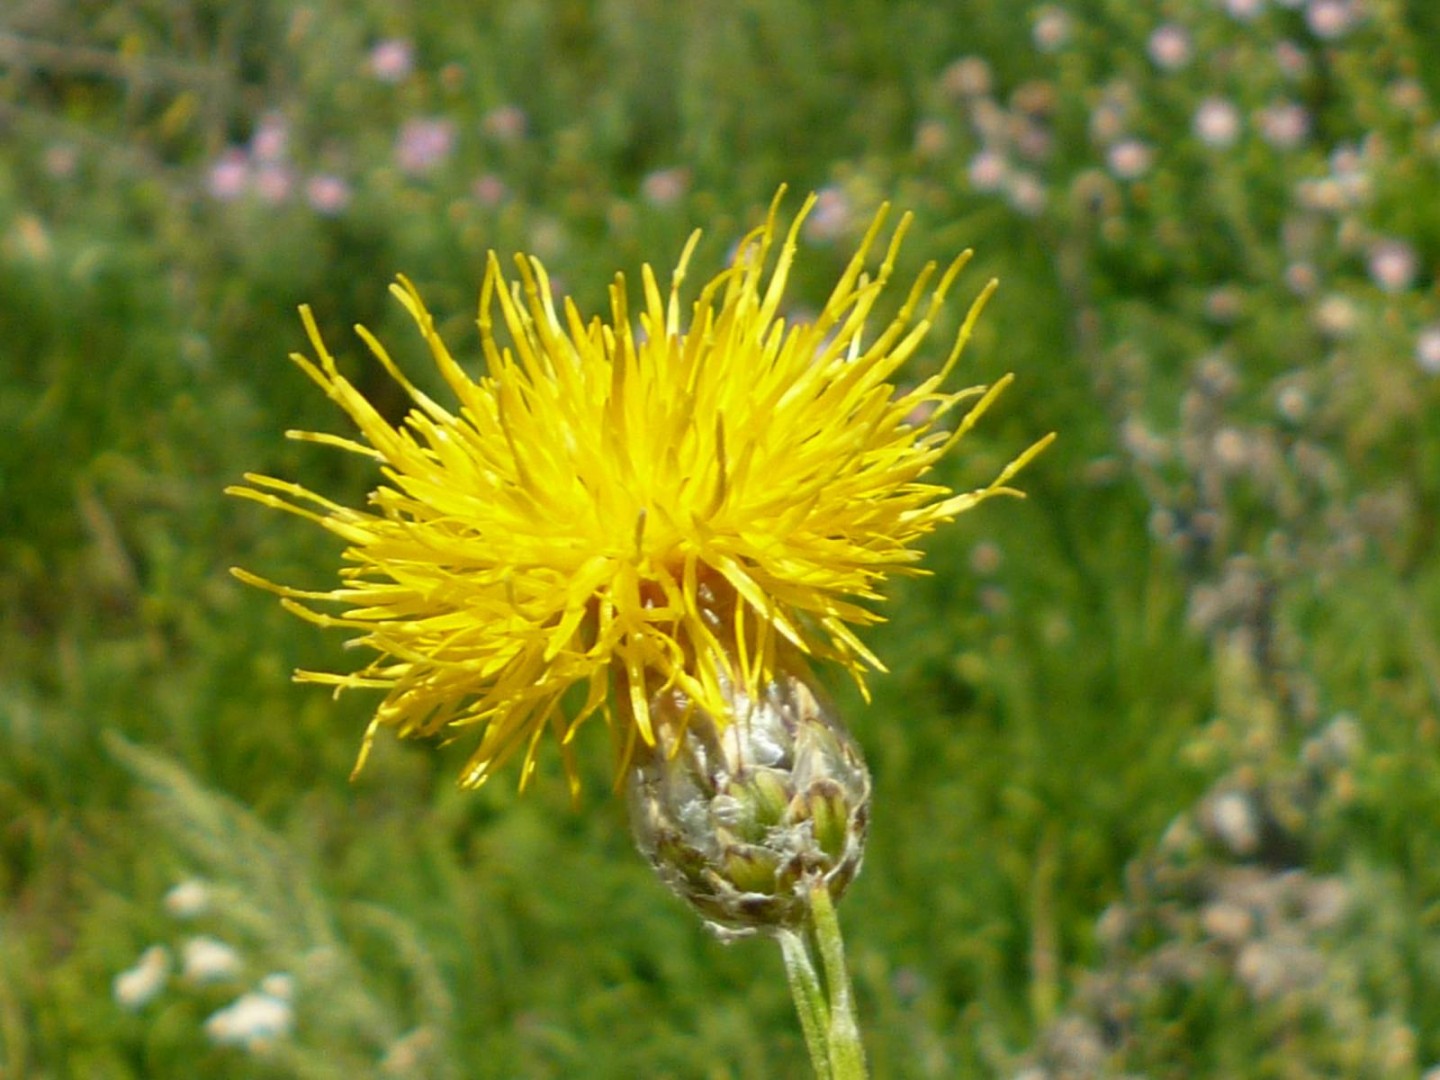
[776,880,869,1080]
[778,927,832,1080]
[808,878,867,1079]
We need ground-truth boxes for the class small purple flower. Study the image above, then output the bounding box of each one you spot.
[1005,171,1047,217]
[802,187,852,243]
[1106,139,1153,180]
[253,162,294,205]
[395,118,456,175]
[1194,98,1242,148]
[1330,147,1372,205]
[1297,178,1341,212]
[914,119,949,160]
[967,149,1008,192]
[1284,261,1318,296]
[904,390,938,427]
[1276,384,1309,422]
[1256,101,1310,150]
[640,166,690,207]
[969,99,1008,144]
[43,144,79,179]
[1368,239,1419,293]
[251,114,288,163]
[1014,122,1053,163]
[208,149,250,201]
[1205,287,1244,324]
[481,105,528,143]
[1306,0,1356,40]
[1147,24,1193,71]
[1273,40,1312,80]
[1388,79,1427,115]
[369,39,414,83]
[1089,99,1130,145]
[471,173,508,207]
[306,174,352,215]
[940,56,992,99]
[1032,6,1072,52]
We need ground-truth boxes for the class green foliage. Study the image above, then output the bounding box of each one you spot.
[4,0,1440,1075]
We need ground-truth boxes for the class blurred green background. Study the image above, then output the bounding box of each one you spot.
[4,1,1440,1076]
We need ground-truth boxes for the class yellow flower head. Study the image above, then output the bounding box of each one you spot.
[228,190,1052,794]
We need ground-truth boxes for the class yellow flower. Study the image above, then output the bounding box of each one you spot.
[228,190,1052,794]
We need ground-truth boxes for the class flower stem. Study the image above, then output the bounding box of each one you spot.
[777,879,869,1080]
[779,927,833,1080]
[809,878,867,1079]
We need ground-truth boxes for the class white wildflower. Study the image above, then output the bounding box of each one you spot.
[163,879,211,919]
[205,991,295,1049]
[1416,325,1440,374]
[114,945,170,1010]
[182,935,243,985]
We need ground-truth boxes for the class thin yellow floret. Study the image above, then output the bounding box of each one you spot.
[228,189,1053,793]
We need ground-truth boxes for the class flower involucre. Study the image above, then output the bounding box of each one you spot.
[228,190,1052,793]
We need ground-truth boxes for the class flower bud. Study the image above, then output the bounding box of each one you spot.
[625,656,871,940]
